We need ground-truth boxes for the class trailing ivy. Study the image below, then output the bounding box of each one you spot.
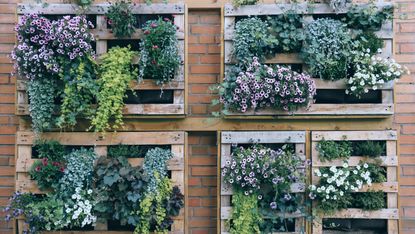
[91,47,137,132]
[139,18,180,85]
[229,191,262,234]
[106,0,136,38]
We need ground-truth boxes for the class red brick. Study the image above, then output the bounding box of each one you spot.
[0,167,13,176]
[0,65,13,74]
[0,34,14,44]
[201,177,217,186]
[190,229,209,234]
[188,95,213,104]
[189,219,215,227]
[0,105,14,114]
[188,178,201,186]
[191,84,211,94]
[0,177,13,186]
[191,167,216,176]
[400,135,415,144]
[0,187,13,197]
[189,157,216,165]
[188,45,207,54]
[200,55,220,64]
[402,125,415,134]
[400,23,415,33]
[193,207,216,217]
[188,55,200,64]
[201,198,216,206]
[0,85,13,94]
[190,65,220,74]
[403,166,415,176]
[188,15,199,24]
[188,198,201,207]
[0,44,13,54]
[0,95,14,104]
[207,44,220,53]
[189,75,218,84]
[0,146,13,155]
[190,105,208,115]
[188,35,199,44]
[191,25,220,34]
[191,146,209,155]
[397,104,415,113]
[199,35,216,44]
[0,5,14,13]
[188,187,210,196]
[200,15,220,24]
[0,136,14,145]
[188,136,200,145]
[396,94,415,103]
[401,145,415,155]
[401,43,415,53]
[404,207,415,217]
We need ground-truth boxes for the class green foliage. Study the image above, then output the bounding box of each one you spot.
[354,31,384,55]
[143,147,172,192]
[329,0,351,12]
[106,0,136,38]
[353,191,385,210]
[232,0,258,7]
[233,17,273,65]
[139,18,180,85]
[27,78,61,133]
[33,139,66,161]
[365,162,386,183]
[316,138,352,162]
[26,195,67,231]
[91,47,137,132]
[94,155,146,226]
[229,191,262,234]
[107,144,169,158]
[301,18,353,80]
[344,4,394,31]
[267,12,305,53]
[75,0,94,7]
[354,141,385,157]
[57,57,99,129]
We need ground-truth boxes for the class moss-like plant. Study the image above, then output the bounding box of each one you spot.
[353,191,385,210]
[316,138,352,162]
[91,47,137,132]
[106,0,136,38]
[354,141,385,157]
[229,191,262,234]
[107,144,169,158]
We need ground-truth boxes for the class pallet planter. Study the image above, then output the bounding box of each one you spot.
[15,131,186,234]
[16,3,185,117]
[223,2,394,118]
[311,130,398,234]
[219,131,307,234]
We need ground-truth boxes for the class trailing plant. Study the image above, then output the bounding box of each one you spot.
[267,12,305,53]
[4,192,40,231]
[301,18,353,80]
[91,46,137,132]
[142,147,172,192]
[344,3,394,31]
[353,141,385,157]
[346,49,408,97]
[316,138,352,162]
[353,191,385,210]
[233,17,274,65]
[106,0,136,38]
[229,191,262,234]
[219,57,316,113]
[139,18,180,85]
[94,155,146,226]
[232,0,258,7]
[354,31,384,56]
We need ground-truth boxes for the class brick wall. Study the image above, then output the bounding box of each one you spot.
[0,1,17,233]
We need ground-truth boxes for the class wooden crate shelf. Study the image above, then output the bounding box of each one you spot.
[223,2,394,118]
[311,130,398,234]
[16,3,185,117]
[219,131,307,234]
[15,131,186,234]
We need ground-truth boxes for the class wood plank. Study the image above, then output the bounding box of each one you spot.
[221,182,306,195]
[92,28,185,40]
[130,80,184,90]
[221,131,306,143]
[312,156,398,167]
[16,131,185,145]
[358,182,398,193]
[221,207,304,219]
[312,130,397,141]
[123,104,185,115]
[17,3,185,14]
[322,208,399,219]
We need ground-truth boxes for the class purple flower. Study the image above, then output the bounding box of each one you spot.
[270,202,277,209]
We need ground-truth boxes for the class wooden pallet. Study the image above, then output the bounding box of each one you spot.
[311,130,399,234]
[219,131,307,234]
[15,131,186,234]
[223,2,395,118]
[16,3,185,117]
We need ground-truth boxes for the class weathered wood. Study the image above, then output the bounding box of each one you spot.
[92,29,185,40]
[221,131,305,143]
[130,80,185,90]
[221,207,304,219]
[314,79,393,90]
[322,208,399,219]
[17,3,185,14]
[312,155,398,167]
[123,104,185,115]
[312,130,397,141]
[221,182,306,195]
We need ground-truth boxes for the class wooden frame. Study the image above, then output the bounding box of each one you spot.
[223,2,395,118]
[16,3,186,117]
[15,131,186,234]
[311,130,399,234]
[219,131,307,234]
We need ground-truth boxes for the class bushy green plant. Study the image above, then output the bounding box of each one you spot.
[91,47,137,132]
[94,155,146,226]
[107,144,169,158]
[353,191,385,210]
[75,0,94,7]
[365,162,386,183]
[301,18,353,80]
[353,141,385,157]
[267,12,304,53]
[354,31,384,56]
[139,18,180,85]
[33,139,66,160]
[229,191,262,234]
[232,0,258,7]
[316,138,352,162]
[106,0,136,38]
[344,4,394,31]
[233,17,273,65]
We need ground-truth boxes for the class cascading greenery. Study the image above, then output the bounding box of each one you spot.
[91,46,137,132]
[106,0,136,38]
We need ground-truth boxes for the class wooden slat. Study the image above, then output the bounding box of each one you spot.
[17,3,185,14]
[221,131,306,143]
[130,80,184,90]
[16,131,185,145]
[123,104,184,115]
[92,29,185,40]
[312,130,397,141]
[358,182,398,193]
[221,182,306,195]
[323,208,399,219]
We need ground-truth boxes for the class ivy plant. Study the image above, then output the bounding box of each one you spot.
[91,46,137,132]
[344,4,394,31]
[106,0,136,38]
[267,12,305,53]
[139,18,181,85]
[301,18,353,80]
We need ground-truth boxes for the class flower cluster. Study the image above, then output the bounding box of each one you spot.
[11,14,59,80]
[106,0,136,38]
[51,15,95,61]
[64,187,97,227]
[29,157,65,191]
[220,57,316,113]
[346,49,409,97]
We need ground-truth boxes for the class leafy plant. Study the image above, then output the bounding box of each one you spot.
[229,191,262,234]
[139,18,180,85]
[94,155,146,226]
[316,138,352,162]
[91,46,137,132]
[353,191,385,210]
[232,0,258,7]
[329,0,351,12]
[33,139,66,160]
[142,147,172,192]
[107,144,169,158]
[30,158,65,191]
[106,0,136,38]
[301,18,353,80]
[219,57,316,113]
[353,141,385,157]
[233,17,273,65]
[344,4,394,31]
[354,31,384,56]
[75,0,94,7]
[267,12,305,53]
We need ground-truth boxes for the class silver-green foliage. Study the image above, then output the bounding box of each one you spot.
[143,147,172,193]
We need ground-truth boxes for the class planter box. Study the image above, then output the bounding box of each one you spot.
[223,3,394,118]
[16,3,186,117]
[311,130,399,234]
[219,131,307,234]
[15,131,186,234]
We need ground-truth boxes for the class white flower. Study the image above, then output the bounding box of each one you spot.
[351,86,356,91]
[87,189,93,194]
[353,170,358,174]
[323,174,328,178]
[330,166,337,173]
[340,191,344,196]
[363,163,368,168]
[343,163,348,168]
